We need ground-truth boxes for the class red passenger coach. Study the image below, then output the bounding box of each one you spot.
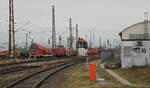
[52,46,66,56]
[0,50,8,57]
[51,46,76,56]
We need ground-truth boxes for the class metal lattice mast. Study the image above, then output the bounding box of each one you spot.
[59,36,62,46]
[69,18,73,49]
[8,0,11,58]
[25,33,28,49]
[144,12,149,39]
[76,24,78,42]
[89,30,92,48]
[99,37,101,58]
[76,24,78,54]
[9,0,15,58]
[52,5,56,48]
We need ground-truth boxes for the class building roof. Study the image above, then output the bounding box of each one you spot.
[119,21,150,36]
[77,37,87,43]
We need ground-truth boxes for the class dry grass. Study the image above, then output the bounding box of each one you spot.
[114,67,150,86]
[0,71,28,88]
[97,64,119,84]
[0,58,29,64]
[2,72,25,81]
[56,60,128,88]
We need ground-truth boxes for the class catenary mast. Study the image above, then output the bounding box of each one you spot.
[9,0,15,58]
[52,5,56,48]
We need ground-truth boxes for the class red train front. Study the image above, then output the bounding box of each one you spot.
[29,43,52,57]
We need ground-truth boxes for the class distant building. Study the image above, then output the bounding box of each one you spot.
[76,37,88,56]
[119,21,150,68]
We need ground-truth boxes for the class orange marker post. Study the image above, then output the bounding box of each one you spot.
[89,64,96,80]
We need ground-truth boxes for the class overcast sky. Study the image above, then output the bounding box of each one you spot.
[0,0,150,47]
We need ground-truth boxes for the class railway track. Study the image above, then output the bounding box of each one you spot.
[0,66,39,75]
[4,59,84,88]
[0,58,72,75]
[0,57,62,67]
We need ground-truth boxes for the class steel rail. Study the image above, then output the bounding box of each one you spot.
[0,66,39,75]
[0,58,71,75]
[4,59,83,88]
[0,57,59,67]
[33,60,82,88]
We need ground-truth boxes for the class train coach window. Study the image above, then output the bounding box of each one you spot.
[32,48,38,52]
[30,46,38,52]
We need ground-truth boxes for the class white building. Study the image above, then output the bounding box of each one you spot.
[119,21,150,68]
[76,38,88,56]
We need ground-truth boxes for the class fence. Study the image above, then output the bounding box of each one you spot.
[100,48,121,67]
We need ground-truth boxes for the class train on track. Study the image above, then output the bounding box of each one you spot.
[0,37,100,59]
[29,43,76,58]
[22,37,89,58]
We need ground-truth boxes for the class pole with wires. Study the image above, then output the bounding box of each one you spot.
[69,18,73,56]
[9,0,15,59]
[52,5,56,48]
[25,33,28,49]
[76,24,78,55]
[99,37,101,58]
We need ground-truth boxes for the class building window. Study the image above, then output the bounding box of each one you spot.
[123,46,132,57]
[136,41,142,46]
[129,34,143,39]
